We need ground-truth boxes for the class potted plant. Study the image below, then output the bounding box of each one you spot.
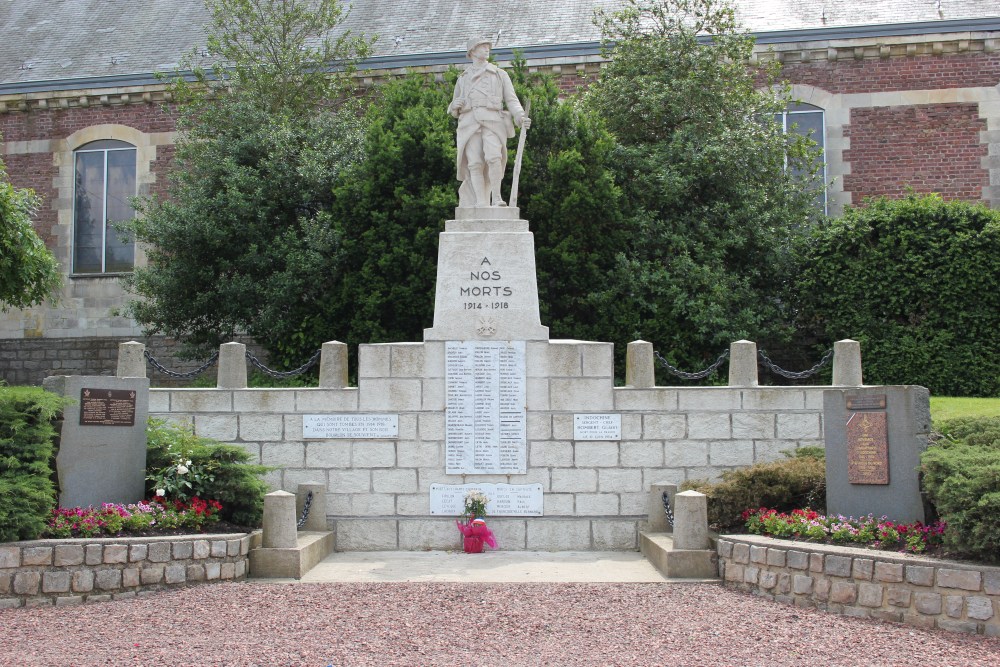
[456,490,496,553]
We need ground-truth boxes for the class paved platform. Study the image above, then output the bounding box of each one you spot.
[256,550,718,583]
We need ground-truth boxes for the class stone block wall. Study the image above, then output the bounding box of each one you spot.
[718,535,1000,636]
[149,340,827,552]
[0,532,254,608]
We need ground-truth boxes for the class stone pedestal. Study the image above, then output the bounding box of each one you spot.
[424,212,548,341]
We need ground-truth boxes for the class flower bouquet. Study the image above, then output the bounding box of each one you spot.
[456,490,497,553]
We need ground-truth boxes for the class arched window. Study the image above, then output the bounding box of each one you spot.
[775,102,826,214]
[72,139,136,274]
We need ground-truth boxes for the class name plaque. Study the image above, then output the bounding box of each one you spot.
[429,483,543,516]
[574,413,622,441]
[303,414,398,439]
[79,388,137,426]
[847,411,889,485]
[847,394,887,411]
[445,341,526,474]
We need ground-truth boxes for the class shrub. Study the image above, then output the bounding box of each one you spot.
[682,450,826,532]
[145,419,270,527]
[792,193,1000,397]
[0,387,67,542]
[921,417,1000,562]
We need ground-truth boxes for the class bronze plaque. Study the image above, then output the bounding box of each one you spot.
[847,411,889,484]
[79,388,137,426]
[846,394,886,410]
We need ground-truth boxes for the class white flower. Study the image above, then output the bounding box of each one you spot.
[155,488,165,497]
[185,460,192,466]
[176,465,189,475]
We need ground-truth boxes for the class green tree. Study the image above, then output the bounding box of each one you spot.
[122,0,371,364]
[0,143,61,311]
[585,0,822,378]
[792,194,1000,396]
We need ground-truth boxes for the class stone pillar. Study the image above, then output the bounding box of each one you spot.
[262,491,297,549]
[296,482,327,532]
[116,341,146,378]
[672,490,711,550]
[626,340,655,388]
[728,340,758,387]
[217,342,247,389]
[646,482,677,533]
[318,341,349,389]
[832,339,863,386]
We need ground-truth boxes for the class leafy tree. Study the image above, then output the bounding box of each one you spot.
[584,0,822,378]
[122,0,371,364]
[0,143,61,311]
[792,194,1000,396]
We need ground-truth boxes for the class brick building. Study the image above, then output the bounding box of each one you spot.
[1,1,998,384]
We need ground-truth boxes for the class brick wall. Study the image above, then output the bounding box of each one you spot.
[718,535,1000,636]
[843,103,989,202]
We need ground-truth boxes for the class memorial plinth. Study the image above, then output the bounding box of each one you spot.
[424,208,549,342]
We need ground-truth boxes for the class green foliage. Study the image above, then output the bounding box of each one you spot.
[145,419,270,526]
[921,417,1000,562]
[122,0,371,364]
[0,142,61,312]
[682,452,827,532]
[792,194,1000,396]
[585,0,823,377]
[0,387,67,542]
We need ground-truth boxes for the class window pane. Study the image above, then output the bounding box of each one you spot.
[73,151,105,273]
[105,149,136,272]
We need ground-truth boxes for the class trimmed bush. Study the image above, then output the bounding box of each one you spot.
[792,194,1000,397]
[682,450,826,532]
[921,417,1000,562]
[145,419,270,527]
[0,386,67,542]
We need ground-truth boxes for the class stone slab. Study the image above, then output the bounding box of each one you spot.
[639,532,719,580]
[249,531,335,579]
[43,375,149,508]
[429,483,543,516]
[302,414,398,439]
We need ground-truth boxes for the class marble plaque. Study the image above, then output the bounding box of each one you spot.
[429,483,543,516]
[445,341,526,474]
[573,413,621,441]
[303,414,398,439]
[847,411,889,484]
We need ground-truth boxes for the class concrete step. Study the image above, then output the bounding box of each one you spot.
[249,531,335,579]
[639,532,719,580]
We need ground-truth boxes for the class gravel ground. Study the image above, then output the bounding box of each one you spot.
[2,582,999,666]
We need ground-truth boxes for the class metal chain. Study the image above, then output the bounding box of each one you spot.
[654,349,730,380]
[757,348,834,380]
[245,348,322,379]
[297,491,313,529]
[144,349,219,379]
[661,491,674,528]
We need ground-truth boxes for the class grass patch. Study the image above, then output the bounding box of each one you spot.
[930,396,1000,425]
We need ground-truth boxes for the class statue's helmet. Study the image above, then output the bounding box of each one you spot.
[466,37,492,55]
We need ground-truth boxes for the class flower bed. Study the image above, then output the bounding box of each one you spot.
[717,534,1000,636]
[0,531,259,608]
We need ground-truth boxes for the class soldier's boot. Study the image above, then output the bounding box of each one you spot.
[468,163,489,206]
[488,159,506,206]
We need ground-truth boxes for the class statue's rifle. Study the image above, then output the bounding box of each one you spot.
[508,98,530,209]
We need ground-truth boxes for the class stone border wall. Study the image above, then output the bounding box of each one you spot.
[717,535,1000,636]
[0,532,256,608]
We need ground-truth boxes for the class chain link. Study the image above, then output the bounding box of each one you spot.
[654,349,730,380]
[661,491,674,528]
[144,349,219,379]
[757,348,834,380]
[297,491,313,529]
[245,348,322,379]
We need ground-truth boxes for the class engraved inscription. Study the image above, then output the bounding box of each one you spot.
[429,483,543,516]
[303,414,398,439]
[445,341,526,474]
[847,411,889,485]
[79,388,137,426]
[573,414,622,441]
[461,257,512,310]
[847,394,887,410]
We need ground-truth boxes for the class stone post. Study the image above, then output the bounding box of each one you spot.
[626,340,655,388]
[646,482,677,533]
[832,339,863,386]
[116,341,147,378]
[297,482,327,532]
[728,340,758,387]
[672,490,711,550]
[262,491,297,549]
[217,342,247,389]
[318,341,349,389]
